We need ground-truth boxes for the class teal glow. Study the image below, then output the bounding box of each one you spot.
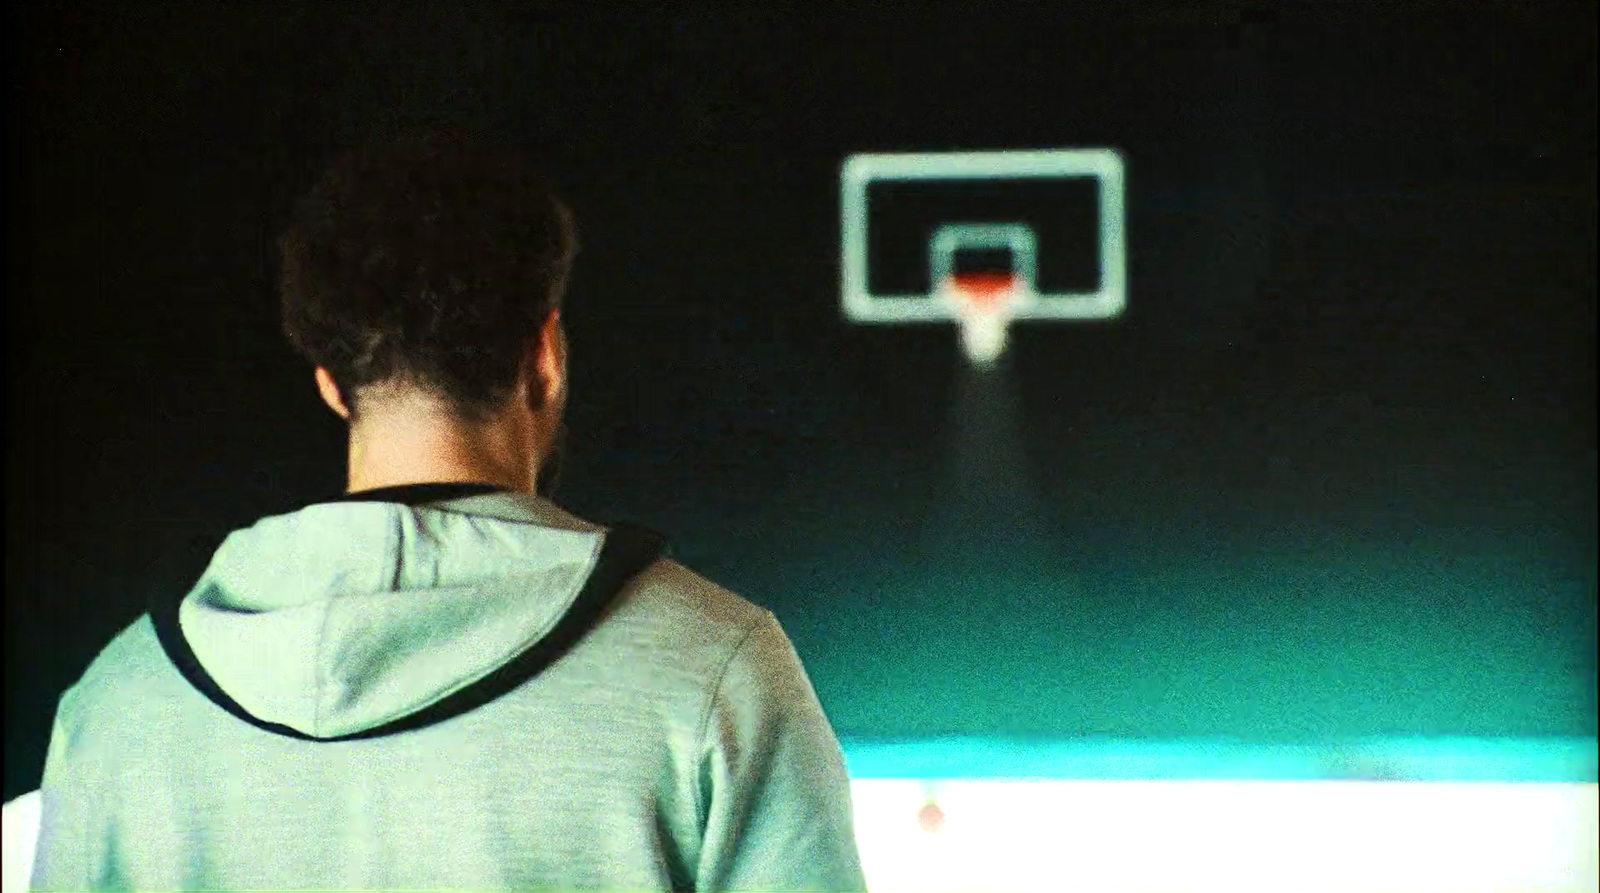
[840,737,1600,783]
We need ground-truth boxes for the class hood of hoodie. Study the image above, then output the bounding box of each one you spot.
[171,494,607,739]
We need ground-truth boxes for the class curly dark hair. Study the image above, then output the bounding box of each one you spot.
[278,128,577,424]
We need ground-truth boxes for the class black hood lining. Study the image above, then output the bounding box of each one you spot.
[331,482,508,505]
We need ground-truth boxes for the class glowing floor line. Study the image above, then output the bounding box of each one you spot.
[840,736,1600,782]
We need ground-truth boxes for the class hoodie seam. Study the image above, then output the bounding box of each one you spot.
[310,506,403,736]
[312,593,332,737]
[390,506,408,592]
[690,610,769,831]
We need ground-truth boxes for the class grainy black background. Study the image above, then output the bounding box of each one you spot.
[7,2,1595,800]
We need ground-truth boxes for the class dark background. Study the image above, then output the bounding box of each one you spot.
[6,2,1596,801]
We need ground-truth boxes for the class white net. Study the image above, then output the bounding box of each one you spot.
[941,275,1020,367]
[957,308,1010,366]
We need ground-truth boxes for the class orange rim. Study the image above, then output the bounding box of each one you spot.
[949,272,1017,313]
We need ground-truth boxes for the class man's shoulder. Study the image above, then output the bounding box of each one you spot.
[53,614,173,729]
[604,554,775,662]
[480,495,776,643]
[432,493,781,681]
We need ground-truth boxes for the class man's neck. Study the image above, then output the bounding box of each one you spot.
[345,413,536,495]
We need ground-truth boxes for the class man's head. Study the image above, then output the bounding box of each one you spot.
[279,128,576,495]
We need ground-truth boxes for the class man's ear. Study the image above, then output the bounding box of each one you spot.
[314,367,352,421]
[531,309,567,411]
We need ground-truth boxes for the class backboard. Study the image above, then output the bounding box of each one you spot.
[839,150,1127,352]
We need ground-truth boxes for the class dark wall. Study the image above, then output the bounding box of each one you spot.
[7,2,1596,801]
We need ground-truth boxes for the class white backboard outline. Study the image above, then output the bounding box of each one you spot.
[840,149,1126,324]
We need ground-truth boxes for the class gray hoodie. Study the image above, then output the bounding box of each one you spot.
[30,486,867,891]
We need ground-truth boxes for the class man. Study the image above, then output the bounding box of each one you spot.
[30,129,868,892]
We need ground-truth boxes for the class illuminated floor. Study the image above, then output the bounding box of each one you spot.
[4,738,1594,893]
[842,737,1599,893]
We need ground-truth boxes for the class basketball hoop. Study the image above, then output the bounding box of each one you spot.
[942,272,1022,367]
[840,150,1129,369]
